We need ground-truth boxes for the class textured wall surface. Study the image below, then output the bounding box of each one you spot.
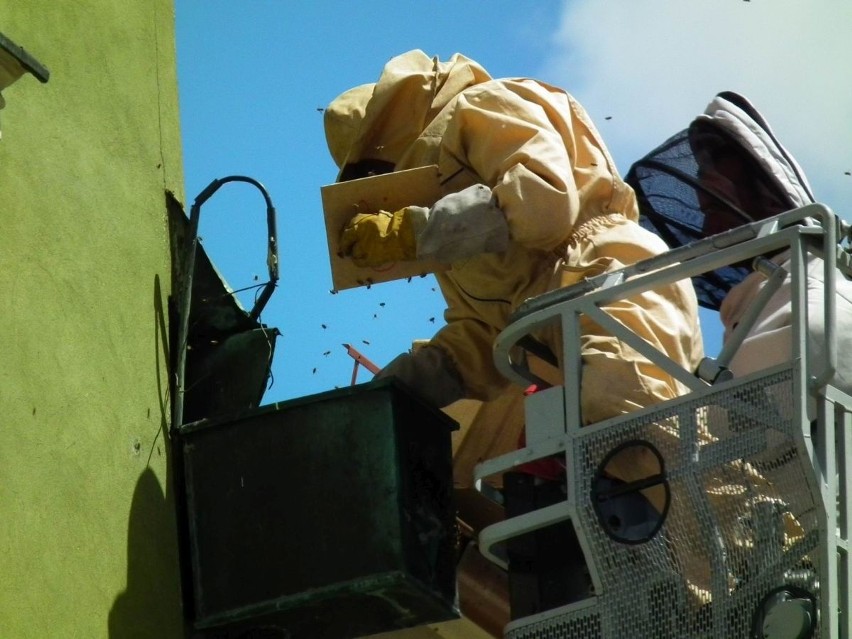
[0,2,185,636]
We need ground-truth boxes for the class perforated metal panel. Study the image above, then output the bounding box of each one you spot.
[506,369,823,639]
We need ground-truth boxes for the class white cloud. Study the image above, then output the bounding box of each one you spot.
[538,0,852,217]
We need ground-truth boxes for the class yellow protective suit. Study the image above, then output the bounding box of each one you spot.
[326,50,703,426]
[325,50,753,610]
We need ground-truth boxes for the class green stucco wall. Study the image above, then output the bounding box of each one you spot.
[0,2,185,637]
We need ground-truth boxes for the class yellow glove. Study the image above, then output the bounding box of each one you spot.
[339,207,423,267]
[339,185,508,267]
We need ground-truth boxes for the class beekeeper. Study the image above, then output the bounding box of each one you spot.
[692,93,852,415]
[325,49,703,436]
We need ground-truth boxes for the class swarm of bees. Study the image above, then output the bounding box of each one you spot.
[310,282,443,381]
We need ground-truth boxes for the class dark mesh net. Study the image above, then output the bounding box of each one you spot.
[626,119,801,310]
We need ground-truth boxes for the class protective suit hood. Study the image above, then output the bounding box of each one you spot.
[626,90,817,310]
[324,50,492,177]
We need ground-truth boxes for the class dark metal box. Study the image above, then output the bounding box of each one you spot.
[174,379,459,638]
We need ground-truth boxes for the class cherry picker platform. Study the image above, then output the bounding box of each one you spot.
[475,203,851,639]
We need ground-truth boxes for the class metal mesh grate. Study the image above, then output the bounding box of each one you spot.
[508,369,822,639]
[507,606,601,639]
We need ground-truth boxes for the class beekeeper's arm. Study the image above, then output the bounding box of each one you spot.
[443,80,635,246]
[376,314,508,407]
[339,183,510,266]
[340,80,629,267]
[366,82,631,404]
[376,344,464,408]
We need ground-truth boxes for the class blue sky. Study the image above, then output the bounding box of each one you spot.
[175,1,852,405]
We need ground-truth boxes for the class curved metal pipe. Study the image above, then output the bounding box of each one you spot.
[172,176,279,429]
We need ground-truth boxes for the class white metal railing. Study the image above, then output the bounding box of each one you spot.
[475,204,852,639]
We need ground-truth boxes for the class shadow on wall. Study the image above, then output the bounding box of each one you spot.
[108,273,183,637]
[108,468,183,638]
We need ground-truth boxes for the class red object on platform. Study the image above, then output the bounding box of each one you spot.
[515,385,566,481]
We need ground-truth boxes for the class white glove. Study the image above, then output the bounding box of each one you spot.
[376,345,465,408]
[411,184,510,262]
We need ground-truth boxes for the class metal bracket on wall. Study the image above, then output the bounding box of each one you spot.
[0,31,50,84]
[173,176,280,429]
